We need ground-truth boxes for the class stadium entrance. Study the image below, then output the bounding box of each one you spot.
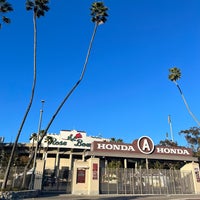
[71,136,200,195]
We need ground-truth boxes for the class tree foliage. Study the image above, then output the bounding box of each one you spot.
[168,67,200,127]
[32,1,109,150]
[2,1,108,190]
[2,0,50,190]
[168,67,181,81]
[179,127,200,152]
[149,160,185,170]
[90,1,108,24]
[110,138,123,143]
[158,139,178,147]
[26,0,49,17]
[0,0,13,29]
[107,160,122,169]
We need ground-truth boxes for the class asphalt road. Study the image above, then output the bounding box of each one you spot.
[25,194,200,200]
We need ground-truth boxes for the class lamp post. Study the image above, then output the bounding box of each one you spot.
[30,100,45,189]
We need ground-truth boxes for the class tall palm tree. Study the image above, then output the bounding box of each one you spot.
[30,133,37,141]
[168,67,200,126]
[27,2,109,167]
[29,133,37,153]
[90,1,108,24]
[41,1,108,136]
[1,0,49,190]
[0,0,13,29]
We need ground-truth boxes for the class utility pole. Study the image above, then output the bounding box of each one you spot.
[29,100,45,189]
[168,115,174,142]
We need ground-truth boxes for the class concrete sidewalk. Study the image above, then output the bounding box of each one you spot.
[25,193,200,200]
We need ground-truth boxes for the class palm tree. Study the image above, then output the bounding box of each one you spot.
[1,0,49,190]
[168,67,200,127]
[29,133,37,155]
[0,0,13,29]
[43,135,53,159]
[110,138,123,143]
[22,3,108,186]
[90,1,108,24]
[30,133,37,141]
[41,1,108,135]
[27,1,109,165]
[30,132,37,144]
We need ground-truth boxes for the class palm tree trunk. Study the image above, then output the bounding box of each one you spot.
[1,12,37,190]
[44,22,98,133]
[174,81,200,126]
[25,22,99,171]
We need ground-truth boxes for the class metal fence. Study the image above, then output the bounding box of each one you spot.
[42,168,72,193]
[0,167,72,192]
[99,168,195,195]
[0,166,31,190]
[0,166,195,195]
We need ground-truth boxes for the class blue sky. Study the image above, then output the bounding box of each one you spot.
[1,0,200,146]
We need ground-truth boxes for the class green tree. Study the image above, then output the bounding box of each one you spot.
[0,148,7,167]
[1,0,50,190]
[0,0,13,29]
[110,138,123,143]
[26,2,109,168]
[158,139,178,147]
[43,135,53,157]
[29,133,37,153]
[18,155,30,167]
[29,131,44,154]
[107,160,122,169]
[168,67,200,126]
[152,160,163,169]
[179,127,200,165]
[163,161,183,170]
[30,133,37,142]
[179,127,200,152]
[106,160,121,182]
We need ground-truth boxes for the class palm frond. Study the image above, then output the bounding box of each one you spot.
[26,0,49,17]
[90,1,108,24]
[2,16,10,23]
[168,67,181,82]
[0,1,13,12]
[25,0,34,10]
[0,0,13,29]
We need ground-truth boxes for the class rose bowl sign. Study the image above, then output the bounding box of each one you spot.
[40,130,109,149]
[91,136,193,157]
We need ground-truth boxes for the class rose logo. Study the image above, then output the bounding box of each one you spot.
[75,133,82,139]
